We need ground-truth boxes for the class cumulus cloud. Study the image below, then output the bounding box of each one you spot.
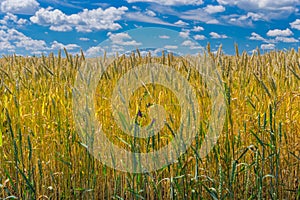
[108,32,142,46]
[290,19,300,30]
[0,28,82,54]
[0,13,27,26]
[174,20,189,26]
[0,28,47,51]
[85,43,134,57]
[223,12,265,27]
[0,40,15,51]
[181,40,202,50]
[0,0,39,15]
[179,30,190,38]
[217,0,299,11]
[210,32,228,39]
[191,26,204,32]
[15,38,47,51]
[267,28,293,37]
[249,31,298,44]
[261,43,275,50]
[126,0,203,6]
[50,25,72,32]
[30,6,128,32]
[217,0,299,19]
[181,40,196,46]
[204,5,225,14]
[85,46,104,57]
[274,36,299,43]
[193,34,206,40]
[50,41,80,50]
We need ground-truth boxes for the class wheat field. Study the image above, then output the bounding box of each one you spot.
[0,46,299,199]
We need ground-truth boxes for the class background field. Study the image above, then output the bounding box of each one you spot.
[0,47,299,199]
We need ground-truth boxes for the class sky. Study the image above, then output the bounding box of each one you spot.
[0,0,300,56]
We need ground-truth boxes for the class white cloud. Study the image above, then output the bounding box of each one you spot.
[181,40,202,50]
[223,12,265,27]
[30,8,66,25]
[204,5,225,14]
[194,34,206,40]
[132,6,140,10]
[217,0,299,11]
[246,12,264,21]
[210,32,228,39]
[0,28,81,54]
[85,44,127,57]
[0,13,27,26]
[267,28,293,37]
[179,30,190,38]
[174,20,189,26]
[126,0,203,6]
[15,37,47,51]
[290,19,300,30]
[31,51,47,56]
[217,0,299,19]
[249,32,298,44]
[0,40,14,51]
[108,32,142,46]
[85,46,104,57]
[0,13,15,25]
[50,25,72,32]
[216,0,234,5]
[249,32,266,41]
[0,25,7,29]
[0,0,39,15]
[275,36,299,43]
[261,43,275,50]
[192,26,204,32]
[226,17,252,27]
[0,28,22,41]
[164,45,178,49]
[16,18,27,25]
[182,40,196,46]
[111,45,125,53]
[145,9,156,17]
[0,28,47,51]
[50,41,80,50]
[30,6,128,32]
[159,35,170,39]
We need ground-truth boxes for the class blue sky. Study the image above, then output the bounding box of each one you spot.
[0,0,300,56]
